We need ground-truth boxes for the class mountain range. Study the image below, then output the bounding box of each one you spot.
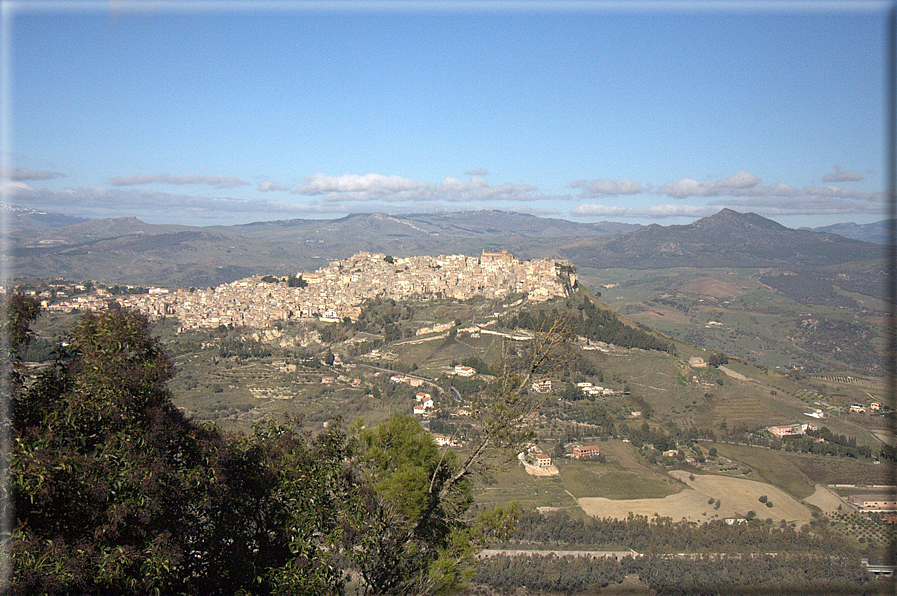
[560,209,885,270]
[4,206,888,288]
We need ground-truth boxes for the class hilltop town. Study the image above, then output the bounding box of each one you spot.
[43,250,570,331]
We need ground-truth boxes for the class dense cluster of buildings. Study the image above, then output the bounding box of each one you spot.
[116,250,568,331]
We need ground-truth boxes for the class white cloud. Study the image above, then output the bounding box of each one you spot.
[572,203,714,218]
[0,181,36,194]
[658,170,884,207]
[658,170,761,198]
[295,173,428,195]
[0,167,65,181]
[822,165,863,183]
[293,172,548,203]
[569,178,645,197]
[258,180,291,192]
[465,168,489,176]
[109,173,249,189]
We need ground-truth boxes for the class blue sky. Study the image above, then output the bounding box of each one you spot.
[1,1,891,227]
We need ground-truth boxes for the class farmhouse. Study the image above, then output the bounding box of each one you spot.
[767,423,817,438]
[432,434,459,448]
[535,454,553,467]
[573,445,600,459]
[850,495,897,512]
[454,365,476,377]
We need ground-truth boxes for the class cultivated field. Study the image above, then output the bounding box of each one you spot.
[578,471,813,524]
[803,484,848,513]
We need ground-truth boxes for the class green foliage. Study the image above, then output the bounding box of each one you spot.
[5,306,517,595]
[505,294,675,354]
[511,510,855,556]
[2,293,41,362]
[286,274,307,288]
[707,352,729,367]
[476,552,882,595]
[349,414,509,594]
[460,356,492,376]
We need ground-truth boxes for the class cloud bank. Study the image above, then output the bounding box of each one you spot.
[109,173,249,189]
[258,180,291,192]
[293,173,548,203]
[572,203,714,218]
[822,166,863,183]
[658,170,761,198]
[0,167,65,181]
[569,178,644,196]
[2,183,342,222]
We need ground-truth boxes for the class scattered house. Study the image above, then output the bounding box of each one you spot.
[321,376,335,385]
[767,423,817,438]
[630,411,642,418]
[689,356,707,368]
[870,401,882,411]
[573,445,600,459]
[849,404,867,414]
[432,434,459,447]
[574,382,614,397]
[531,378,553,393]
[535,453,553,467]
[412,391,434,416]
[454,365,476,377]
[390,374,424,387]
[804,409,825,419]
[850,495,897,512]
[724,518,748,525]
[662,449,679,458]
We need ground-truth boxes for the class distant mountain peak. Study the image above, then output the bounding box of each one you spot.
[698,208,786,230]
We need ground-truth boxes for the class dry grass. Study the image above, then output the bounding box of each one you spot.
[578,471,813,524]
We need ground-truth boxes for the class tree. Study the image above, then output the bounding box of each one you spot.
[346,414,518,595]
[343,319,572,595]
[5,305,355,595]
[5,301,571,595]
